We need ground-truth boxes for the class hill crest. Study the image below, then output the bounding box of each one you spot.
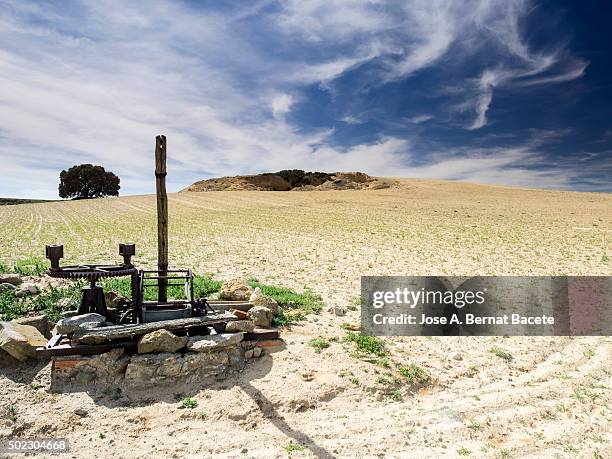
[182,170,397,192]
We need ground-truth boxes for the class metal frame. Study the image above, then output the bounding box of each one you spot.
[138,269,214,322]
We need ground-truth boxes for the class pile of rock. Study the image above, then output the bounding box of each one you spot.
[220,279,279,330]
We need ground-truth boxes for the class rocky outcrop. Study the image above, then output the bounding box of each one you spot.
[183,171,396,192]
[137,329,188,354]
[220,279,253,301]
[0,322,47,361]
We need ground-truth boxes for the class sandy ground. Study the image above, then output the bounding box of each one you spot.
[0,179,611,458]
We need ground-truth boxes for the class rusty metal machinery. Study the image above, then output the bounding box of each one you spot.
[45,243,139,318]
[138,269,215,323]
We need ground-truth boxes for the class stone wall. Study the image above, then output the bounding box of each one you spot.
[50,334,262,391]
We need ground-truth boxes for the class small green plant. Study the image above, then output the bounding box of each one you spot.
[467,419,482,431]
[500,449,510,458]
[180,397,198,409]
[562,444,579,454]
[489,346,513,362]
[308,337,330,353]
[376,375,395,385]
[391,389,403,401]
[457,446,471,456]
[397,363,429,385]
[284,442,305,454]
[0,281,84,321]
[12,258,49,276]
[248,279,322,315]
[98,432,106,439]
[583,349,595,358]
[349,376,360,385]
[345,332,387,357]
[591,434,605,444]
[555,402,568,413]
[467,365,480,376]
[29,382,42,390]
[272,308,306,327]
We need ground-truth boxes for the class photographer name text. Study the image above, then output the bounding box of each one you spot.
[372,313,555,326]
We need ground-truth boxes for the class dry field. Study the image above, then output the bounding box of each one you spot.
[0,179,611,458]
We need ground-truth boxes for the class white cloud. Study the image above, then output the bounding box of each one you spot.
[0,0,595,198]
[461,2,588,129]
[407,115,433,124]
[468,69,507,130]
[271,94,294,119]
[340,115,365,125]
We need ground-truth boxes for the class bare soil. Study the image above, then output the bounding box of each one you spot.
[0,179,610,458]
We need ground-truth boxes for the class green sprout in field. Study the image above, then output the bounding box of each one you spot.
[489,346,513,362]
[397,363,429,386]
[308,337,330,353]
[344,332,387,357]
[179,397,198,409]
[284,442,305,455]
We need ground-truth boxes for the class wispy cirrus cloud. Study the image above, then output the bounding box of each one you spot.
[407,115,434,124]
[0,0,603,198]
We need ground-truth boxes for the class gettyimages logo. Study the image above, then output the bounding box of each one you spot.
[372,287,486,309]
[361,276,612,336]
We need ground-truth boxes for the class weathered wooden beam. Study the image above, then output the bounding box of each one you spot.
[72,313,237,345]
[155,135,169,302]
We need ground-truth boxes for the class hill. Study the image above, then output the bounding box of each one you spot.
[0,198,55,206]
[182,170,397,192]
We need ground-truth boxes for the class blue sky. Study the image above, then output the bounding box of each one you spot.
[0,0,610,198]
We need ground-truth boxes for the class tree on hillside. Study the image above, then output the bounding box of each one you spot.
[58,164,120,199]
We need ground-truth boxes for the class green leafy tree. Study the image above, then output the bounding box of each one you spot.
[58,164,120,199]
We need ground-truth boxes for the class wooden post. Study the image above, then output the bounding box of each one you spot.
[155,135,168,302]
